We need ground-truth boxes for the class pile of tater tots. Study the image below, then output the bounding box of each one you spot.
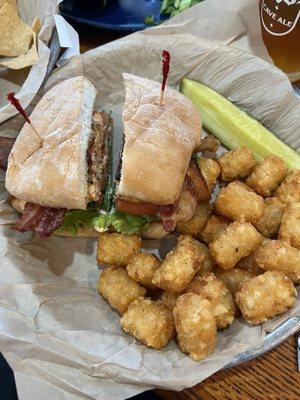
[97,146,300,362]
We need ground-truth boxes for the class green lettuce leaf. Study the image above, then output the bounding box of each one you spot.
[93,210,156,235]
[56,203,100,236]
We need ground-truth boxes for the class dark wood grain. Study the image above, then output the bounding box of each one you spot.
[78,28,299,400]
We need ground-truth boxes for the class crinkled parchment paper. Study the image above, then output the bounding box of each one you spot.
[0,0,299,399]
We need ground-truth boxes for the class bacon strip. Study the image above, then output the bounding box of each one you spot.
[185,160,210,201]
[160,204,177,232]
[13,202,66,238]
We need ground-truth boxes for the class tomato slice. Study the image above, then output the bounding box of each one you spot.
[115,198,160,215]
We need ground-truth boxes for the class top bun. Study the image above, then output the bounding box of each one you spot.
[117,73,202,205]
[5,76,96,210]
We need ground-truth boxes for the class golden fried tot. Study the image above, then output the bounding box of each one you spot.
[126,253,161,289]
[246,156,287,197]
[253,197,286,238]
[276,169,300,205]
[214,268,254,296]
[194,242,216,277]
[255,240,300,283]
[197,157,221,193]
[97,266,146,315]
[201,215,230,245]
[120,298,175,349]
[209,222,263,270]
[236,249,264,275]
[235,271,297,325]
[278,202,300,250]
[186,274,235,330]
[215,181,265,224]
[97,233,141,266]
[152,236,204,293]
[158,291,179,311]
[218,147,256,182]
[176,202,211,239]
[141,221,169,239]
[173,293,217,362]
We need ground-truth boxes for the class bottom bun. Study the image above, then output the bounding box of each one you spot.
[10,196,99,238]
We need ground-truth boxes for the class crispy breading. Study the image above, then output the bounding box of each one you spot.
[152,236,205,292]
[97,266,146,315]
[176,202,212,239]
[278,202,300,250]
[276,170,300,205]
[253,197,286,238]
[186,274,235,330]
[255,240,300,283]
[215,181,265,224]
[197,157,221,193]
[201,215,230,245]
[158,291,179,311]
[173,293,217,361]
[235,271,297,325]
[120,298,175,349]
[246,156,287,197]
[214,268,254,296]
[218,147,256,182]
[209,222,263,270]
[97,233,141,266]
[126,253,161,289]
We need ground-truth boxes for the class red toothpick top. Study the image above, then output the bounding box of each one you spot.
[7,92,31,124]
[159,50,170,106]
[7,92,42,141]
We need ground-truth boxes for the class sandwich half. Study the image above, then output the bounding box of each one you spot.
[6,76,111,238]
[93,74,208,238]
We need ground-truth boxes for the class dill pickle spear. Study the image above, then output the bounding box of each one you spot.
[180,78,300,170]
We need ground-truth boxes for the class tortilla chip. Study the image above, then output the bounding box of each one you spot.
[0,3,33,57]
[0,32,38,69]
[0,0,17,9]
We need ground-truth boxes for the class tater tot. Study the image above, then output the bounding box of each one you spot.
[176,202,212,239]
[214,268,254,296]
[246,156,287,197]
[215,181,265,224]
[158,291,179,311]
[201,215,230,245]
[276,170,300,205]
[236,248,264,275]
[253,197,286,238]
[97,266,146,315]
[235,271,297,325]
[186,274,235,330]
[209,222,263,270]
[152,236,204,293]
[97,233,141,266]
[120,298,175,349]
[197,157,221,193]
[255,240,300,283]
[278,202,300,250]
[194,242,216,277]
[141,221,169,239]
[173,293,217,362]
[126,253,161,289]
[218,147,256,182]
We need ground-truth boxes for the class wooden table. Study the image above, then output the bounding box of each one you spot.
[77,24,300,400]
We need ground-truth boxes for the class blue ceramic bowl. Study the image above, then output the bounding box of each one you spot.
[60,0,165,31]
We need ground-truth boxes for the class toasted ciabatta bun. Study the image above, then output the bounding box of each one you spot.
[5,76,96,210]
[117,73,202,205]
[10,197,99,238]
